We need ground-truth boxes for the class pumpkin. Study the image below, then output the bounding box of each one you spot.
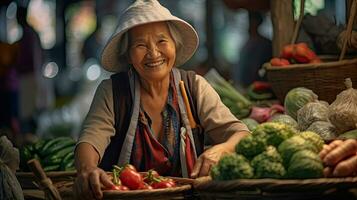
[284,87,318,120]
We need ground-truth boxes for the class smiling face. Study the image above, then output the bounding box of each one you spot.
[128,22,176,82]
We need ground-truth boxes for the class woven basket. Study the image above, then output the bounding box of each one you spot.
[264,57,357,103]
[59,177,197,200]
[194,176,357,200]
[265,0,357,104]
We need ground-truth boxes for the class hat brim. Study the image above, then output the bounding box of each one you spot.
[101,18,199,73]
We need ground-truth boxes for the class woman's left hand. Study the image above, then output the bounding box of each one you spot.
[190,143,231,178]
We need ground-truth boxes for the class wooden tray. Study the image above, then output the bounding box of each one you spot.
[194,176,357,200]
[59,177,197,200]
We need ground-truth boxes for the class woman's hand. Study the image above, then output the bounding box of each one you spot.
[190,143,231,178]
[74,143,114,199]
[74,166,114,200]
[190,131,249,178]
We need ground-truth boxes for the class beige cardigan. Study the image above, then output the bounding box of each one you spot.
[77,74,249,161]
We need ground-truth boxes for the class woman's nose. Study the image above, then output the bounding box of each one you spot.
[146,44,160,58]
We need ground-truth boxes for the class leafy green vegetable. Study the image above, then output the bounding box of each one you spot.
[235,135,267,159]
[211,154,254,180]
[253,122,297,147]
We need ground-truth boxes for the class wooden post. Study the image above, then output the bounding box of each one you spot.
[270,0,295,57]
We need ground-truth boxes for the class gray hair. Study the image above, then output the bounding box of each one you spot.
[117,21,183,66]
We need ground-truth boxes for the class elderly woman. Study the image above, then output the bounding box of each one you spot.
[74,0,249,199]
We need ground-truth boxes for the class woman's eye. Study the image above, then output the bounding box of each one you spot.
[159,39,167,43]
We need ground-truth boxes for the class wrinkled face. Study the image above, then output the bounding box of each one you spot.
[128,22,176,82]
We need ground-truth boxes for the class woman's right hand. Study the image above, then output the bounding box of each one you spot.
[74,165,114,200]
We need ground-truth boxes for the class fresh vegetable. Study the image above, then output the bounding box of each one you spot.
[254,160,286,178]
[210,154,254,180]
[338,129,357,140]
[306,121,338,142]
[319,140,344,160]
[281,44,294,59]
[250,146,286,178]
[332,155,357,177]
[270,58,290,66]
[251,146,283,169]
[284,87,318,120]
[249,106,271,123]
[323,139,357,166]
[235,135,267,159]
[247,82,274,100]
[204,69,252,118]
[287,150,324,179]
[253,122,297,147]
[249,105,285,124]
[328,78,357,134]
[299,131,324,152]
[278,136,318,167]
[19,137,76,172]
[151,179,175,189]
[297,101,329,131]
[119,164,143,190]
[292,43,317,63]
[251,81,271,91]
[269,114,298,130]
[241,118,259,132]
[280,43,318,64]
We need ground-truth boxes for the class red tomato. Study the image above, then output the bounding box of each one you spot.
[119,167,143,190]
[143,169,161,183]
[105,185,130,191]
[310,57,322,63]
[151,180,175,189]
[281,44,294,59]
[137,182,153,190]
[270,58,290,66]
[293,43,316,63]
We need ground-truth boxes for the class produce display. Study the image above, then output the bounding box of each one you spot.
[19,137,76,172]
[106,164,176,191]
[211,122,326,180]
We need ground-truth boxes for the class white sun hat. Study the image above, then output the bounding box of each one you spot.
[101,0,199,72]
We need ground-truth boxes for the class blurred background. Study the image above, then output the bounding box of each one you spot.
[0,0,347,147]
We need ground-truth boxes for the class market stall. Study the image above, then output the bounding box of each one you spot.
[5,0,357,199]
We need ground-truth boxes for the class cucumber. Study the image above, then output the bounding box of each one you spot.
[43,164,60,172]
[41,137,76,157]
[61,152,75,164]
[42,146,75,166]
[61,159,75,171]
[34,139,47,152]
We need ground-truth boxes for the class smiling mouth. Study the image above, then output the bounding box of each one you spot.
[145,60,165,68]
